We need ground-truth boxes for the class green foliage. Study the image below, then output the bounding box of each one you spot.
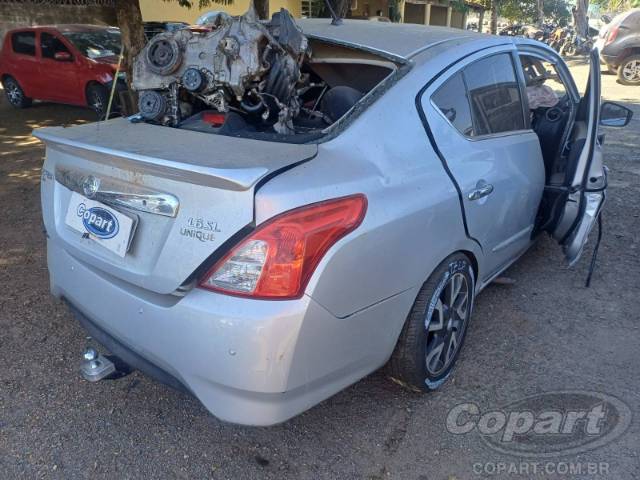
[498,0,571,23]
[388,0,402,21]
[586,0,639,10]
[450,0,469,13]
[309,0,328,17]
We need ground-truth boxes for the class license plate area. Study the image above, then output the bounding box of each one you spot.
[64,191,137,258]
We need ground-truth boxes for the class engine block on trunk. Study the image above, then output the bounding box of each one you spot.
[132,7,309,133]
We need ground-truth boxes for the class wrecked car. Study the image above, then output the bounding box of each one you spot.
[35,10,632,426]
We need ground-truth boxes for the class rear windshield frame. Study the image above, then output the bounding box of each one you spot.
[176,36,411,145]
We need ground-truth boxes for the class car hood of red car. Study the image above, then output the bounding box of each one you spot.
[92,55,119,66]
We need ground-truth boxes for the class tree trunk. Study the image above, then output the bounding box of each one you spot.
[574,0,589,37]
[536,0,544,27]
[115,0,146,112]
[254,0,270,19]
[335,0,350,18]
[490,0,498,34]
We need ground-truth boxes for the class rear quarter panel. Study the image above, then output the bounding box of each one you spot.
[1,30,41,97]
[255,56,481,321]
[0,35,8,76]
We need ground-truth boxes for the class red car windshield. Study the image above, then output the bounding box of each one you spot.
[63,29,121,59]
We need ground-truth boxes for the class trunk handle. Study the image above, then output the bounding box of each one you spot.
[55,168,180,218]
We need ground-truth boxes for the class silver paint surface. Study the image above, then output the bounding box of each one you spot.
[36,28,601,425]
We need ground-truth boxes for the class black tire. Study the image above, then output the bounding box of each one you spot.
[2,76,32,108]
[388,253,475,392]
[86,83,109,119]
[617,55,640,86]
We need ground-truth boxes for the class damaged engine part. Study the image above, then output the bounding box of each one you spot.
[133,6,310,133]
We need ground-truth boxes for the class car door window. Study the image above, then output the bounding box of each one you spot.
[431,72,474,137]
[11,32,36,56]
[520,56,567,101]
[463,53,525,136]
[40,33,72,60]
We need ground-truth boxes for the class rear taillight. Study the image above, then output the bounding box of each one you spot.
[199,194,367,299]
[605,26,619,45]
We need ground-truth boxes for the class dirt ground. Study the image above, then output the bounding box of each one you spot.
[0,62,639,480]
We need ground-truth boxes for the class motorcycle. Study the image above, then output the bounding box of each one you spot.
[499,24,524,36]
[547,26,570,52]
[560,29,595,56]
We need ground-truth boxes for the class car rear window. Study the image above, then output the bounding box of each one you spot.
[432,72,474,137]
[11,31,36,56]
[464,53,525,135]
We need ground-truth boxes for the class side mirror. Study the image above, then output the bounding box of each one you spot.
[600,101,633,127]
[54,51,72,62]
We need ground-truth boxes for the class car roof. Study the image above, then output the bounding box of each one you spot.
[8,24,118,34]
[297,18,483,60]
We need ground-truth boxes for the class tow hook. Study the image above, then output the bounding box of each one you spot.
[80,347,116,382]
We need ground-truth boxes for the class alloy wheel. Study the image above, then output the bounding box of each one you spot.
[424,272,470,376]
[90,92,104,114]
[622,60,640,83]
[6,81,22,106]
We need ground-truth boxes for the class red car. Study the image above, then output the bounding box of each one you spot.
[0,25,123,116]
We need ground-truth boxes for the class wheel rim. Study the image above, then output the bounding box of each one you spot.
[622,60,640,82]
[424,272,470,376]
[90,92,104,113]
[6,81,22,105]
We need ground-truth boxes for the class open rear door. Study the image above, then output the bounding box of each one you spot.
[552,49,605,266]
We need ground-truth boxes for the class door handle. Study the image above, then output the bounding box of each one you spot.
[468,183,494,201]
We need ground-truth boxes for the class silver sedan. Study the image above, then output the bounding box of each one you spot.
[36,19,631,425]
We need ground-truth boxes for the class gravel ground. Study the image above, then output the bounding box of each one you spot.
[0,62,639,479]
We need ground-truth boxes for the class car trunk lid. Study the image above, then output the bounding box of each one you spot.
[36,118,317,294]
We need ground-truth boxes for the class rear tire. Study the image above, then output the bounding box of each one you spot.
[617,55,640,86]
[388,253,475,392]
[86,83,109,119]
[2,76,32,108]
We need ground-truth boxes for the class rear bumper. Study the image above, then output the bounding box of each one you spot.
[600,53,620,68]
[48,240,412,425]
[67,302,190,394]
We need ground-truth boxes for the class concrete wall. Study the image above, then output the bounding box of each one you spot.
[139,0,301,23]
[401,2,466,28]
[0,2,117,43]
[451,8,464,28]
[403,3,424,24]
[429,4,447,26]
